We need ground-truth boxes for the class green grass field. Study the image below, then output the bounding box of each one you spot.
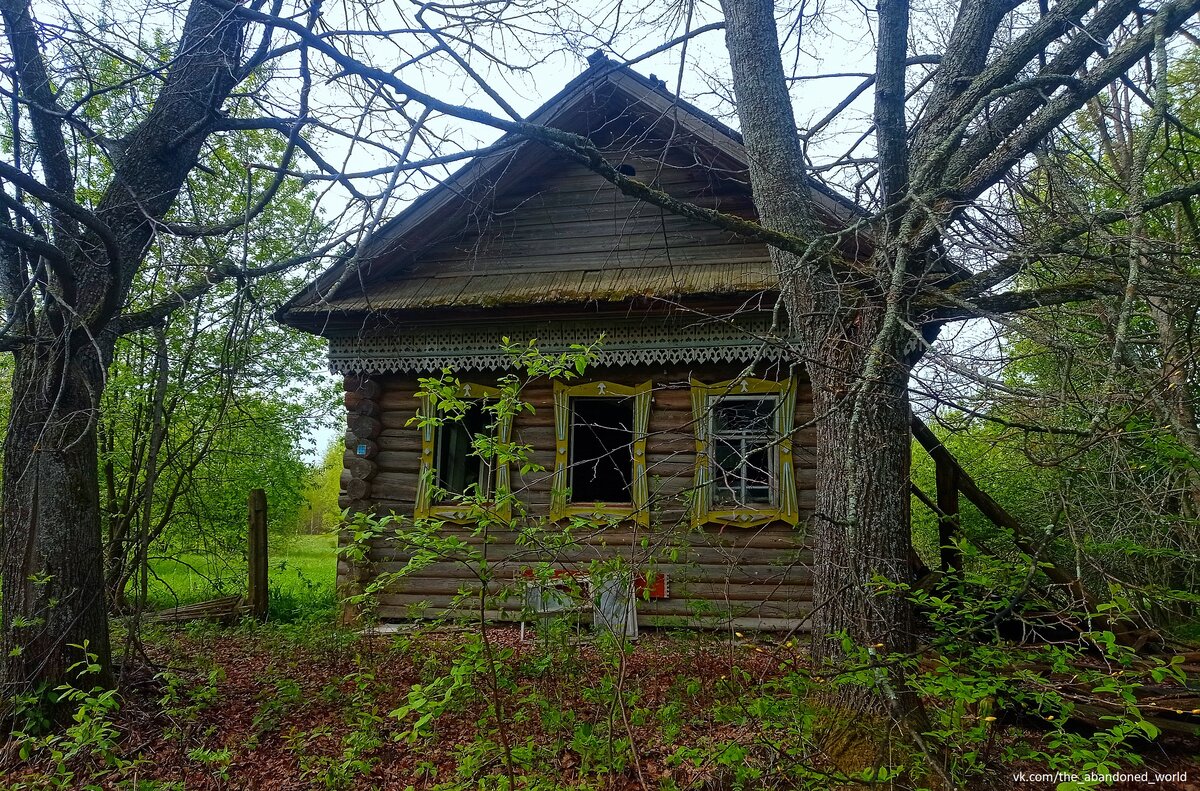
[145,532,338,621]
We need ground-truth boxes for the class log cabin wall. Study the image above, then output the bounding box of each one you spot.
[337,361,816,631]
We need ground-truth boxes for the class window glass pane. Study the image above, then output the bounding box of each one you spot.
[745,485,772,504]
[436,401,492,499]
[713,438,741,475]
[570,397,634,503]
[712,398,774,435]
[743,447,772,487]
[710,395,777,506]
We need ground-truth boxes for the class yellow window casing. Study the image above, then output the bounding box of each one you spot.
[690,376,799,528]
[415,382,513,523]
[551,380,652,526]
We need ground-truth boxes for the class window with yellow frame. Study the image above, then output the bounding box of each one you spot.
[690,377,799,527]
[551,380,652,526]
[415,383,513,523]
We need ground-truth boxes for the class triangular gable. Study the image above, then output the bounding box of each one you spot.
[279,56,866,332]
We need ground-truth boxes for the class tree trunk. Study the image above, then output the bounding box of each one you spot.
[721,0,919,677]
[808,322,917,663]
[2,337,114,696]
[0,0,246,701]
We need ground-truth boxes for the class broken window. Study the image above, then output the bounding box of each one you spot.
[569,397,634,503]
[551,380,652,524]
[416,384,514,523]
[689,377,799,528]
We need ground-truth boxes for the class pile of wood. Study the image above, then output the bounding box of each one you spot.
[142,595,245,625]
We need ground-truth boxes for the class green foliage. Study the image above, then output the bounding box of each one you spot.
[389,634,491,742]
[11,643,129,789]
[143,533,337,621]
[934,53,1200,632]
[296,441,346,536]
[5,39,344,616]
[858,552,1183,788]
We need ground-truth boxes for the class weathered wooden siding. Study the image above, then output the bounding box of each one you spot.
[338,363,815,631]
[361,149,767,289]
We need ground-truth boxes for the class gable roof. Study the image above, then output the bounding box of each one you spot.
[278,55,867,334]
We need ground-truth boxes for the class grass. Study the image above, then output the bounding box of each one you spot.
[144,532,338,622]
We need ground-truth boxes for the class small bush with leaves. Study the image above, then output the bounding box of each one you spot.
[11,642,129,789]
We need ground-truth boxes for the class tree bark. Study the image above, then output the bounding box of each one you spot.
[808,335,916,660]
[721,0,919,685]
[2,337,115,691]
[0,0,246,704]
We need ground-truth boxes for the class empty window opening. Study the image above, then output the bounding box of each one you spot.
[710,396,777,506]
[570,397,634,503]
[436,401,493,499]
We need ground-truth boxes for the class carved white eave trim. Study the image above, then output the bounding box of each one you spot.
[327,315,788,375]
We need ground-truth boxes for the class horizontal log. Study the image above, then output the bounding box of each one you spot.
[645,458,696,478]
[371,590,810,621]
[369,605,810,632]
[369,498,417,514]
[374,450,422,474]
[361,523,807,548]
[375,605,519,622]
[638,598,808,619]
[377,430,423,451]
[343,453,378,480]
[371,472,420,502]
[383,578,506,596]
[353,399,381,418]
[364,540,812,568]
[645,433,699,454]
[145,596,243,624]
[669,581,811,602]
[349,414,383,439]
[344,437,379,459]
[352,559,811,585]
[347,379,382,400]
[378,390,421,410]
[379,577,811,607]
[337,497,372,514]
[379,411,417,430]
[512,426,558,445]
[639,614,809,632]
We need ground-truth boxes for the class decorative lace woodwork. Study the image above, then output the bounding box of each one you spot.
[327,315,786,375]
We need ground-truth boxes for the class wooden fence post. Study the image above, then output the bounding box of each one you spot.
[248,488,268,620]
[934,456,962,574]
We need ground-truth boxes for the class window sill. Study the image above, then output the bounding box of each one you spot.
[423,502,509,524]
[552,503,638,521]
[698,507,797,528]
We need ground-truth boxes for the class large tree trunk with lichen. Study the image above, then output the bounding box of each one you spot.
[721,0,918,682]
[2,339,115,692]
[807,318,916,662]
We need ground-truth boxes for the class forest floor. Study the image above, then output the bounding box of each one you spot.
[5,618,1200,790]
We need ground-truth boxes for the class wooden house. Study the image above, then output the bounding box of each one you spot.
[277,55,866,632]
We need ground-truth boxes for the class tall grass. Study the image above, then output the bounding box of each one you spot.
[144,532,338,623]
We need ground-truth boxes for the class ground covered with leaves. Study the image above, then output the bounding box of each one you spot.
[4,621,1200,790]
